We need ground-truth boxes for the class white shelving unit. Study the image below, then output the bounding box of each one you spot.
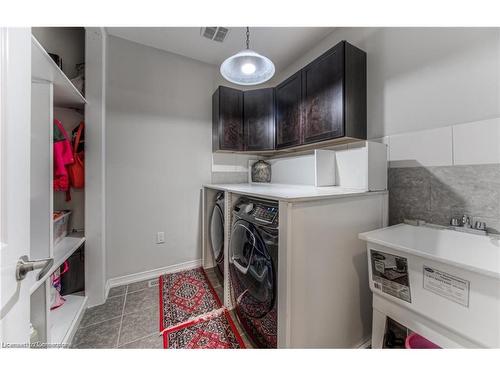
[50,294,88,345]
[29,31,87,348]
[31,36,86,109]
[31,235,86,293]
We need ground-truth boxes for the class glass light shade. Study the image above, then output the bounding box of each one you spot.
[220,49,275,86]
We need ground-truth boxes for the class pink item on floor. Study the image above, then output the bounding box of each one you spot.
[405,332,441,349]
[50,261,69,310]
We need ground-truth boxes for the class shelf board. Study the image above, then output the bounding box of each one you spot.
[31,234,85,294]
[50,294,88,345]
[53,234,85,270]
[31,35,87,109]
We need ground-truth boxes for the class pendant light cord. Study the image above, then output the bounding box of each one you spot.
[246,27,250,49]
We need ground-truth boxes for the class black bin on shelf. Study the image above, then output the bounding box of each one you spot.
[60,244,85,296]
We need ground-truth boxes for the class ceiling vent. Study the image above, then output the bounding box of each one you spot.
[201,27,229,42]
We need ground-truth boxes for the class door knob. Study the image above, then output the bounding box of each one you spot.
[16,256,54,281]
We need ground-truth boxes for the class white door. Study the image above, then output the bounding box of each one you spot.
[0,28,34,346]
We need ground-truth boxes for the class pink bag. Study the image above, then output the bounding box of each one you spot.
[53,119,74,192]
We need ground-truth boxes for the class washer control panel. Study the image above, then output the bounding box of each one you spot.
[234,198,279,227]
[253,204,278,224]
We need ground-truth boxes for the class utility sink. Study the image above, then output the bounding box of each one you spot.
[359,223,500,279]
[359,223,500,348]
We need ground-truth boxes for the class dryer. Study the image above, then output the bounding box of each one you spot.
[209,192,225,280]
[229,197,279,348]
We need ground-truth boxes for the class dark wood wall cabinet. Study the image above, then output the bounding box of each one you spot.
[213,40,366,153]
[275,72,302,149]
[244,88,275,151]
[213,87,274,152]
[212,86,244,151]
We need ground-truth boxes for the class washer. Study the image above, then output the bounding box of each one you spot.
[209,191,225,280]
[229,197,278,348]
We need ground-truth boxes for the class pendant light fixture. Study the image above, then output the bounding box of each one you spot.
[220,27,275,86]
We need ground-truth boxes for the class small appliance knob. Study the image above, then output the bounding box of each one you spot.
[244,203,254,214]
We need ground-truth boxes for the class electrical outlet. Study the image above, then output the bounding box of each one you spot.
[156,231,165,244]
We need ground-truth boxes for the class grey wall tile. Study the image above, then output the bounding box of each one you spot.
[474,216,500,235]
[388,167,430,190]
[388,164,500,233]
[389,186,431,216]
[388,167,431,226]
[429,165,500,220]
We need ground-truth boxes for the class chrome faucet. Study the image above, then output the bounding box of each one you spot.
[461,214,472,228]
[474,221,487,231]
[450,214,487,235]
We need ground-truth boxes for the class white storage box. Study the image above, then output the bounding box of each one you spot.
[53,210,72,245]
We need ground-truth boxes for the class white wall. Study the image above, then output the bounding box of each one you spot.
[270,28,500,139]
[32,27,85,79]
[105,36,215,280]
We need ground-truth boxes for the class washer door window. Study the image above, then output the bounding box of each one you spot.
[210,204,224,264]
[230,220,275,319]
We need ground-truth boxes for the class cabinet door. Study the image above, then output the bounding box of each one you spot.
[275,72,302,149]
[244,88,275,151]
[302,43,344,144]
[216,86,243,151]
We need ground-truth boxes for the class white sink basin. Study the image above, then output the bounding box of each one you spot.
[359,223,500,279]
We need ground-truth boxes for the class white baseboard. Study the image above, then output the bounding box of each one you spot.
[104,259,202,300]
[356,336,372,349]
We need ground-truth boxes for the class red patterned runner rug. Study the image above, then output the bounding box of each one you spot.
[162,309,245,349]
[159,267,222,331]
[159,267,245,349]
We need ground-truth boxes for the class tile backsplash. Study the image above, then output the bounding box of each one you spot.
[389,164,500,233]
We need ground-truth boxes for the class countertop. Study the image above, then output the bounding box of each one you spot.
[203,183,387,202]
[359,223,500,279]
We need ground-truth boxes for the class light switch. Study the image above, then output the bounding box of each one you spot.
[156,231,165,244]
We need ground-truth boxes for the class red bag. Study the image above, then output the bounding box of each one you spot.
[53,120,74,192]
[68,122,85,189]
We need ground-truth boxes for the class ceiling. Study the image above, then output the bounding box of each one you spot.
[106,27,334,73]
